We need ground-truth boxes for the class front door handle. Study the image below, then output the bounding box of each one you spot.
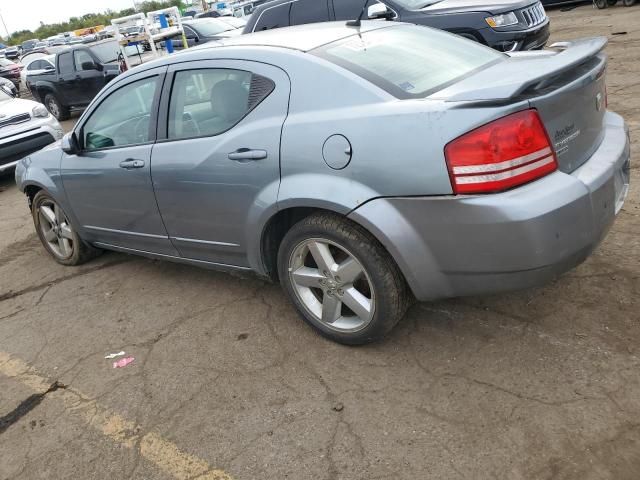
[119,159,145,169]
[227,149,267,161]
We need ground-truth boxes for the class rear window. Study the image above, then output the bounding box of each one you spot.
[311,25,505,99]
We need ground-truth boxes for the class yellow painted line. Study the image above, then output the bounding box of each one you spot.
[0,351,233,480]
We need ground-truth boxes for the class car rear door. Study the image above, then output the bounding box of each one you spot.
[61,66,177,255]
[56,51,78,105]
[150,59,290,266]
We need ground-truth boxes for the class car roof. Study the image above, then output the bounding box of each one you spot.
[216,21,397,52]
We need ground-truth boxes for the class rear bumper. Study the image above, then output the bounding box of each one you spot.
[483,20,550,51]
[349,112,630,301]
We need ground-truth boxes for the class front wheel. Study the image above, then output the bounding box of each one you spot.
[43,93,70,121]
[32,191,101,266]
[277,213,410,345]
[623,0,635,6]
[595,0,608,8]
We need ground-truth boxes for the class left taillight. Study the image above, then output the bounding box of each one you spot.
[444,109,558,194]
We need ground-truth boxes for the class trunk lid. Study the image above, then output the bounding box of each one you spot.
[432,37,608,173]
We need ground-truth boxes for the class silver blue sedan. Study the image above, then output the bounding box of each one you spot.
[15,22,630,344]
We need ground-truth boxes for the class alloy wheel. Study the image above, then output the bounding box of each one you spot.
[47,98,59,118]
[288,238,375,333]
[38,199,74,260]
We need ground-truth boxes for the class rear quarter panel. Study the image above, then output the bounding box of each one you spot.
[277,50,533,209]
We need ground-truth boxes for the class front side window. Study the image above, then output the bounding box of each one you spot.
[168,68,274,140]
[312,24,504,99]
[82,76,158,151]
[74,50,94,71]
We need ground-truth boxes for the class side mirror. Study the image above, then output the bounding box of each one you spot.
[81,61,97,71]
[0,84,16,98]
[368,3,392,19]
[61,132,79,155]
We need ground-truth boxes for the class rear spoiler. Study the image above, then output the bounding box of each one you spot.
[432,37,607,103]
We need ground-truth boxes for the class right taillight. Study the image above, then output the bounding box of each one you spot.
[444,109,558,194]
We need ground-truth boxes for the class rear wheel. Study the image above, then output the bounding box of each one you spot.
[32,191,100,266]
[44,93,70,121]
[595,0,608,8]
[277,213,410,345]
[623,0,635,6]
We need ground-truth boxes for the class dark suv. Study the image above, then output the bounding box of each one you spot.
[244,0,549,52]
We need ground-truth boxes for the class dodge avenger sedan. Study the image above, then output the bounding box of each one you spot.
[15,22,630,344]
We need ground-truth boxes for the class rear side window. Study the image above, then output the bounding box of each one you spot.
[333,0,377,20]
[253,3,291,31]
[290,0,330,25]
[58,52,73,74]
[167,68,275,140]
[27,60,43,71]
[312,25,505,99]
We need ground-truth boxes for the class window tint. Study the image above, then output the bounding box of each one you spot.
[58,52,73,74]
[290,0,329,24]
[27,60,43,71]
[74,50,94,70]
[184,25,197,39]
[333,0,377,20]
[82,76,158,151]
[312,25,504,99]
[253,3,290,30]
[168,68,274,140]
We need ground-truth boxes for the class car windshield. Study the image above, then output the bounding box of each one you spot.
[89,41,120,63]
[392,0,445,8]
[188,20,233,36]
[311,25,504,99]
[219,17,246,28]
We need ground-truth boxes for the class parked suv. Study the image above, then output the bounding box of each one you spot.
[244,0,549,51]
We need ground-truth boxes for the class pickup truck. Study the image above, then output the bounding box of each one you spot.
[27,42,121,120]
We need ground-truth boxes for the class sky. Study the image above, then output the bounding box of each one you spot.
[0,0,140,36]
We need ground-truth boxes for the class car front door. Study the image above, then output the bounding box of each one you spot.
[72,49,104,106]
[61,66,178,256]
[150,60,290,266]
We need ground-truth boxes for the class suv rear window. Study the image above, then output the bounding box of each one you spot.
[311,25,505,99]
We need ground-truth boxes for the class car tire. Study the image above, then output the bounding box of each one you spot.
[622,0,635,6]
[32,191,101,266]
[595,0,608,8]
[277,212,411,345]
[44,93,70,121]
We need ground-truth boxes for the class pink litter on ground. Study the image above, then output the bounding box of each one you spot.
[113,356,135,368]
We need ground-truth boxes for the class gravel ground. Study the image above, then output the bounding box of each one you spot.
[0,6,639,480]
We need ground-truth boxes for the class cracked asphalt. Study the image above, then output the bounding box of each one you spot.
[1,6,639,480]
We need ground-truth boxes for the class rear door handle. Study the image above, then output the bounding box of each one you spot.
[119,159,145,169]
[227,149,267,161]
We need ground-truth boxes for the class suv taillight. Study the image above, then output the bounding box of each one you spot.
[444,109,558,194]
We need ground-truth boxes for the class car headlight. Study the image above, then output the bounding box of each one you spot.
[32,104,50,118]
[485,12,518,28]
